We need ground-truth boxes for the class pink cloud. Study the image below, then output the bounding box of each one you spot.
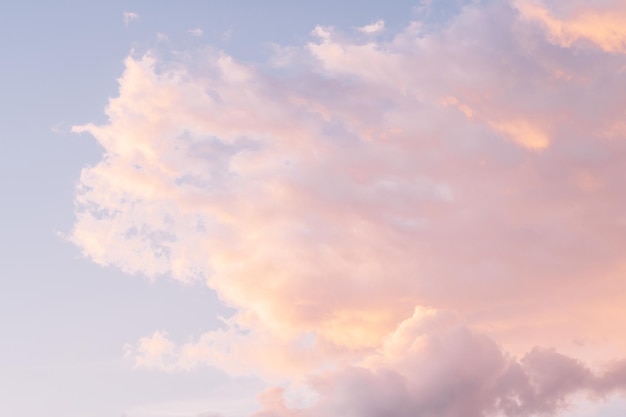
[72,1,626,415]
[515,0,626,53]
[253,311,626,417]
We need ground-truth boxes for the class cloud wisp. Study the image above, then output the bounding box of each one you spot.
[357,19,385,34]
[72,1,626,415]
[123,11,139,27]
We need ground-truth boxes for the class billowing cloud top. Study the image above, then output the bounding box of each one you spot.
[72,1,626,416]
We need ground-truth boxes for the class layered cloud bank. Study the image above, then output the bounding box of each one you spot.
[72,1,626,415]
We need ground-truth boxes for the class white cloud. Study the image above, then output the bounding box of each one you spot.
[357,19,385,34]
[221,29,233,41]
[123,11,139,27]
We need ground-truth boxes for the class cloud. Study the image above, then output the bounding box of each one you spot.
[514,0,626,53]
[357,19,385,34]
[188,28,204,38]
[126,330,177,371]
[221,30,233,41]
[123,11,139,27]
[72,1,626,415]
[253,314,626,417]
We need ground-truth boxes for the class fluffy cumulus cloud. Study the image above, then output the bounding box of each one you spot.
[254,312,626,417]
[72,0,626,415]
[255,309,626,417]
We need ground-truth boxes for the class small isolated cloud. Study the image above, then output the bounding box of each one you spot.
[73,1,626,416]
[50,123,69,135]
[188,28,204,37]
[123,11,139,27]
[221,29,233,41]
[156,33,169,42]
[125,330,176,371]
[413,0,433,16]
[358,19,385,33]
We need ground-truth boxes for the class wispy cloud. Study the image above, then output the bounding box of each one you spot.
[188,28,204,37]
[221,29,233,41]
[72,1,626,415]
[515,0,626,53]
[123,11,139,27]
[358,19,385,34]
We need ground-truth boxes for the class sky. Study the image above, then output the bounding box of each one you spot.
[2,1,626,416]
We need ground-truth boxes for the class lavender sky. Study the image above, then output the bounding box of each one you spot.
[2,1,626,417]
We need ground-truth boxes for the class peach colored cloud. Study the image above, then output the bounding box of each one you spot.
[515,0,626,53]
[72,1,626,415]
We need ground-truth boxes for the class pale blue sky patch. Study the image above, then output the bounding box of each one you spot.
[0,2,419,415]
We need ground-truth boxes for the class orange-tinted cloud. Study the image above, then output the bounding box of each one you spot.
[72,1,626,415]
[515,0,626,53]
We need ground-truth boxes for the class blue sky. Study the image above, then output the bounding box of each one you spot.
[2,1,626,417]
[1,2,419,416]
